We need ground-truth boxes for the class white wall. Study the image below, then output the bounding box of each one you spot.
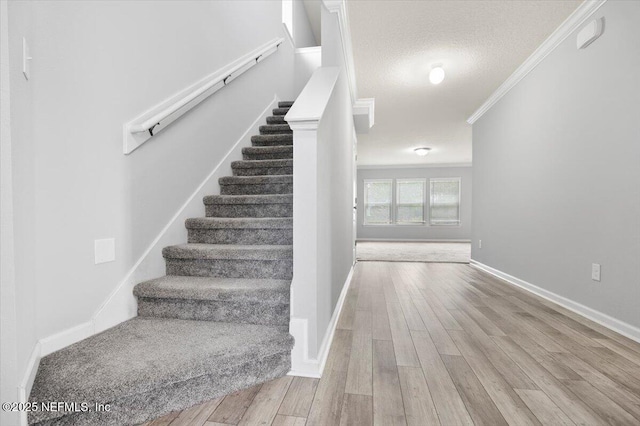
[472,0,640,333]
[294,0,318,48]
[6,0,294,401]
[315,71,354,350]
[357,166,472,241]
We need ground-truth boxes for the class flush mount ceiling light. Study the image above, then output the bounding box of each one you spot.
[429,65,445,85]
[414,147,431,156]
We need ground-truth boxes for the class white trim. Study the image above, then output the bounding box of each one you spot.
[39,321,94,356]
[295,46,322,55]
[353,98,375,134]
[286,67,340,126]
[357,238,470,243]
[323,0,358,103]
[289,264,355,377]
[18,343,41,426]
[469,259,640,343]
[467,0,607,124]
[358,163,472,170]
[282,23,295,49]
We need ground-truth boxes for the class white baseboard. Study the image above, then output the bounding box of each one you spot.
[18,96,280,410]
[289,263,355,378]
[469,259,640,343]
[17,343,41,425]
[357,238,471,243]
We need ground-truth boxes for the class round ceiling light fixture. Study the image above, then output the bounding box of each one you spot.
[429,65,445,85]
[414,147,431,156]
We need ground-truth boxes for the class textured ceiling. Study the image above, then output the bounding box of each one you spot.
[348,0,583,166]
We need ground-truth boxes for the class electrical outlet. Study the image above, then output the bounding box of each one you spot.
[591,263,601,282]
[478,239,482,249]
[95,238,115,264]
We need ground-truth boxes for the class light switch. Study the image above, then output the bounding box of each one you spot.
[95,238,115,264]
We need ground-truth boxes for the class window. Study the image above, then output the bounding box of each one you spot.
[430,178,461,226]
[396,179,425,224]
[364,179,392,224]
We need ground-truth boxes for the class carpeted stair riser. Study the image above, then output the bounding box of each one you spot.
[278,101,294,108]
[232,159,293,177]
[266,116,287,124]
[220,183,292,195]
[272,107,290,116]
[205,203,291,218]
[204,194,293,218]
[219,176,293,195]
[137,298,289,326]
[251,134,293,146]
[232,166,293,177]
[188,228,292,245]
[185,218,292,246]
[259,124,292,135]
[166,259,292,280]
[242,146,293,160]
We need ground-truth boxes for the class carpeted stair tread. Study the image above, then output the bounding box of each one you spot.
[251,134,293,146]
[242,146,293,160]
[259,124,292,135]
[272,107,290,116]
[186,217,292,229]
[219,175,292,185]
[163,243,292,260]
[203,194,293,205]
[134,276,290,304]
[278,101,294,108]
[29,317,294,425]
[231,159,293,169]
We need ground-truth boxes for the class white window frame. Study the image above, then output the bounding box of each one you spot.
[429,177,461,226]
[363,179,393,225]
[395,178,426,225]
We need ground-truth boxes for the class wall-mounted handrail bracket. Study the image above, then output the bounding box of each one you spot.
[123,37,284,154]
[148,123,160,137]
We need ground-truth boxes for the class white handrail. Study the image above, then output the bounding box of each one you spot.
[123,37,284,154]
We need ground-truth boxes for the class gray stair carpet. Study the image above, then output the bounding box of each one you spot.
[28,100,296,426]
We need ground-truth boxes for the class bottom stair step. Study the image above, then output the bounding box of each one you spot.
[28,317,293,426]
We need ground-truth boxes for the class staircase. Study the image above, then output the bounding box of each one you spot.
[28,101,296,426]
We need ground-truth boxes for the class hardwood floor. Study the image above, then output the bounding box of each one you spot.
[146,262,640,425]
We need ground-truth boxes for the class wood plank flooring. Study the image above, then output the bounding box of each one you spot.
[145,262,640,425]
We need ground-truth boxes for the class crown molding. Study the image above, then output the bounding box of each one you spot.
[353,97,375,133]
[467,0,607,124]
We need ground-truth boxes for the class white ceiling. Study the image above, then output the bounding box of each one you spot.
[348,0,583,166]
